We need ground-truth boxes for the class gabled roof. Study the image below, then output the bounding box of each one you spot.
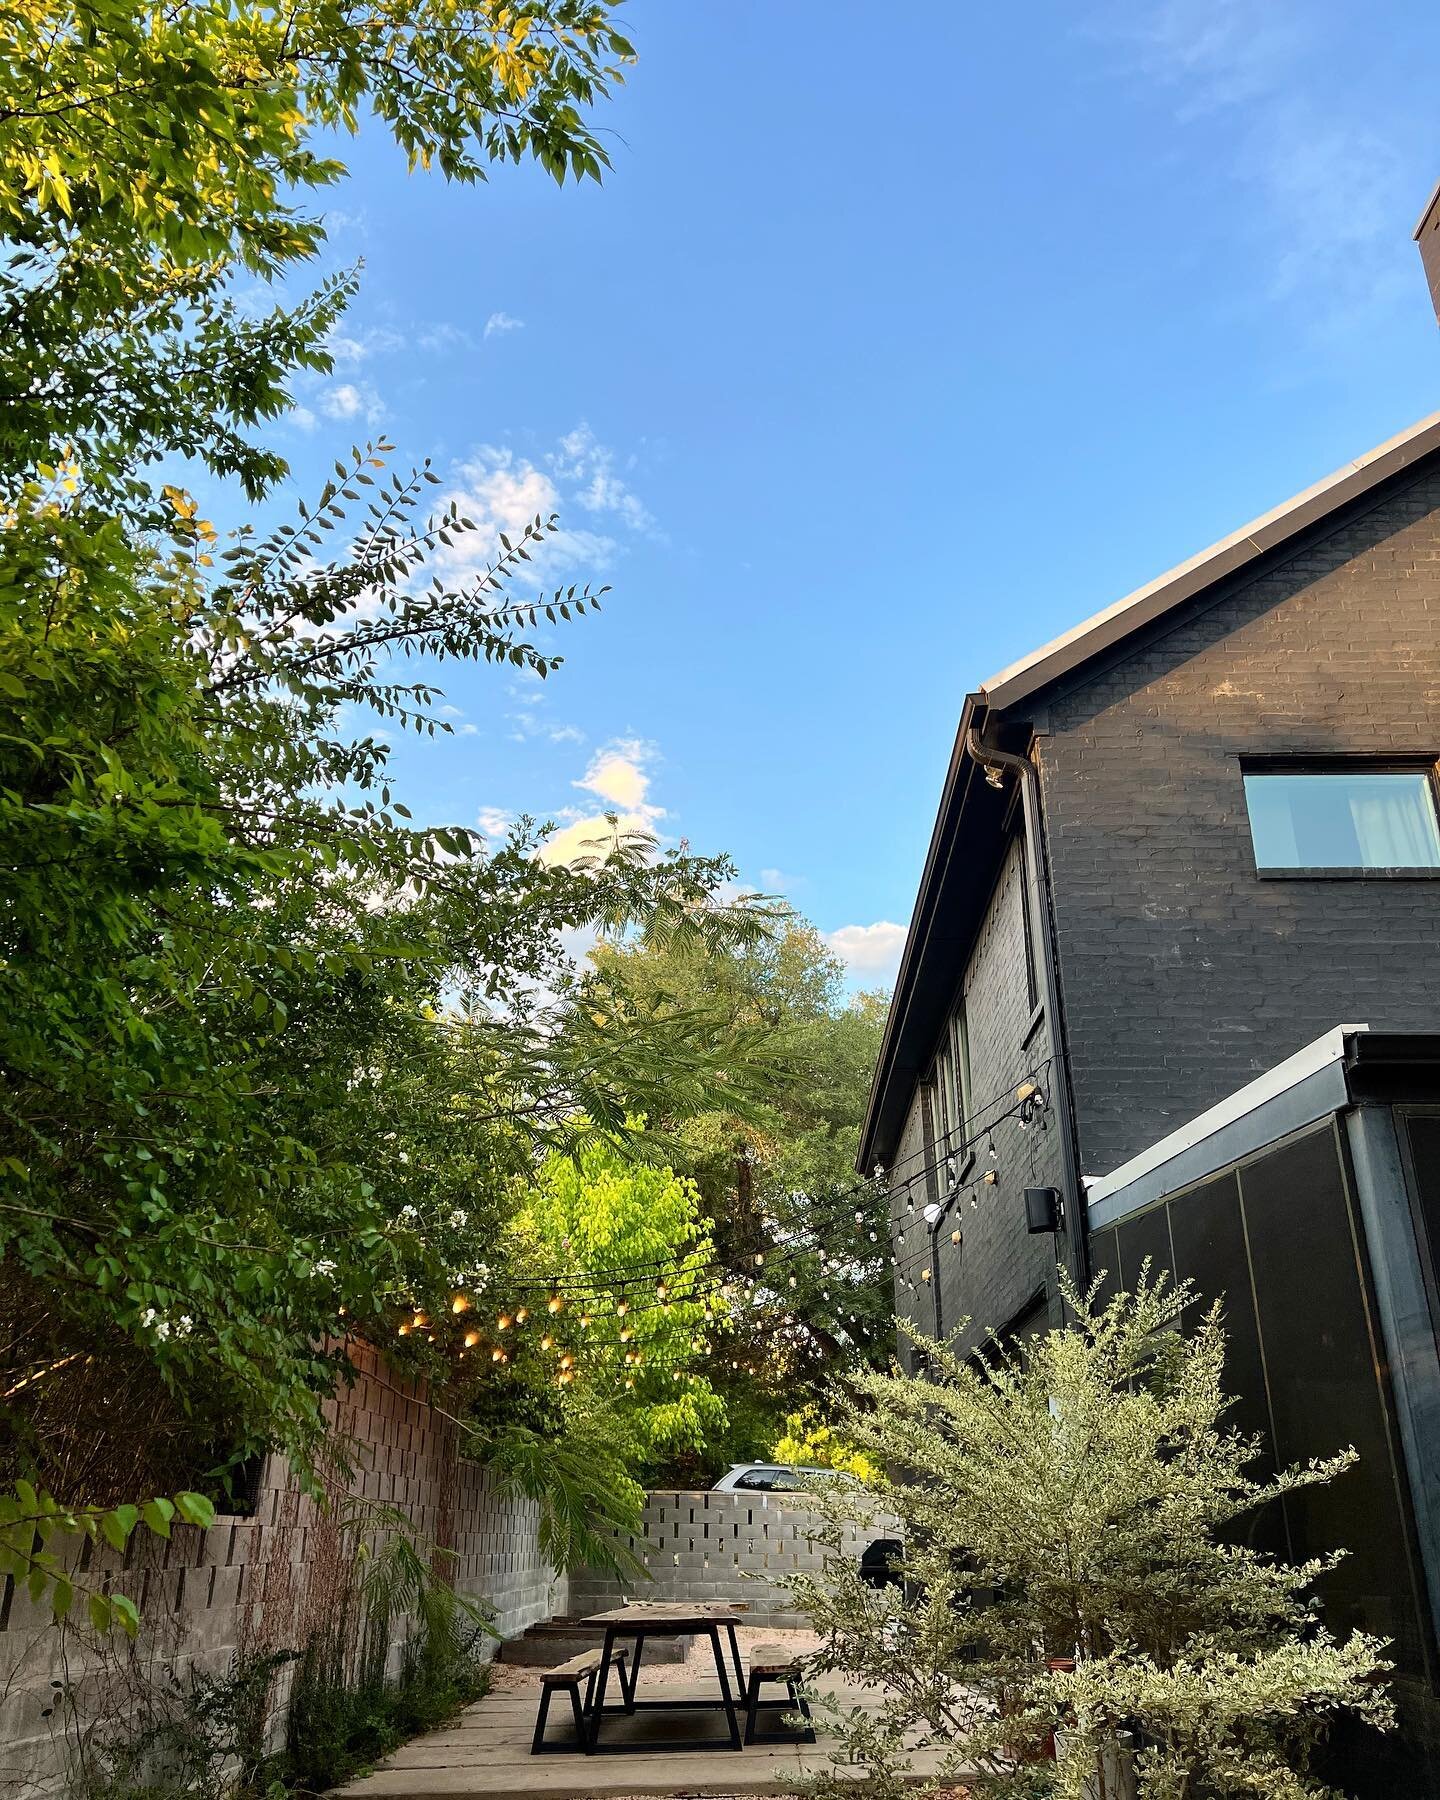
[858,412,1440,1174]
[978,411,1440,712]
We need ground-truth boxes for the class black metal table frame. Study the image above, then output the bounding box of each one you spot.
[587,1616,747,1753]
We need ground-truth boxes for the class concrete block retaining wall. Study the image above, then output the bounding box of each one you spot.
[568,1488,893,1629]
[0,1343,564,1798]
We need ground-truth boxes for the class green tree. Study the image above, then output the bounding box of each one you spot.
[1,0,633,503]
[0,470,778,1513]
[791,1271,1392,1800]
[589,919,891,1471]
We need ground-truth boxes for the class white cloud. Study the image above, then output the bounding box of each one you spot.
[441,444,614,583]
[824,921,908,980]
[419,321,476,354]
[477,806,515,839]
[484,311,525,339]
[327,325,404,366]
[321,381,384,424]
[531,738,668,866]
[573,738,662,816]
[548,423,661,538]
[288,405,317,432]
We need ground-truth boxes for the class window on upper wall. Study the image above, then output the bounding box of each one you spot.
[1017,848,1040,1013]
[1243,766,1440,875]
[950,1007,973,1131]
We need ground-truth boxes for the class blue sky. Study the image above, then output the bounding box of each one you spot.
[256,0,1440,987]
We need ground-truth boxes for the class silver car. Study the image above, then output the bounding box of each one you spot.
[710,1461,859,1492]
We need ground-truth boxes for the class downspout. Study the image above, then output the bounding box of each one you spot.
[964,721,1089,1297]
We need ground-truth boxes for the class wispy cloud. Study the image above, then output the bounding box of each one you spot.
[548,423,663,540]
[439,423,661,590]
[418,321,477,355]
[484,311,525,339]
[327,325,406,366]
[1090,0,1421,334]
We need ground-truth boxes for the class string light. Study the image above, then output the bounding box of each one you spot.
[515,1306,528,1324]
[392,1069,1052,1360]
[464,1330,481,1348]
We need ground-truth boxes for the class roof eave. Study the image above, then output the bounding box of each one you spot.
[855,694,984,1174]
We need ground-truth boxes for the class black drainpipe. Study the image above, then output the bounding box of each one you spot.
[964,720,1089,1298]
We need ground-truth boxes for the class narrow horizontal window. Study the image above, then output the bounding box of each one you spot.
[1243,768,1440,873]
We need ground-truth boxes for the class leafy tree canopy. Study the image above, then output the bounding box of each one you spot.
[0,0,633,501]
[589,920,891,1473]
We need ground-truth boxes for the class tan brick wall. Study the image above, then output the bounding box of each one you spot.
[0,1344,564,1798]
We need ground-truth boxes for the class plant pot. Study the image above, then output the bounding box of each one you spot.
[1053,1728,1137,1800]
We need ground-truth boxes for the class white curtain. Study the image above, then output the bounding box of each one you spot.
[1348,785,1440,867]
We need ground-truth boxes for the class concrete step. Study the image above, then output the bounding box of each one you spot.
[495,1617,688,1666]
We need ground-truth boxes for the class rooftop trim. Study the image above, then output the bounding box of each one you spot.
[978,413,1440,712]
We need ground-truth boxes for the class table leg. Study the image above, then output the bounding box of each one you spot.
[707,1624,743,1750]
[587,1627,618,1750]
[724,1620,745,1696]
[626,1633,644,1711]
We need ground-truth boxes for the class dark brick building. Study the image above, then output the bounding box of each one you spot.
[860,413,1440,1791]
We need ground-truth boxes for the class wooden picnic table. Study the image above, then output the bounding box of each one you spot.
[580,1601,748,1752]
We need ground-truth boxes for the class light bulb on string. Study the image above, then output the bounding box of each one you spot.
[515,1306,528,1324]
[547,1292,564,1315]
[464,1330,481,1348]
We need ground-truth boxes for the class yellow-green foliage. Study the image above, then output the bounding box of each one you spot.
[512,1136,729,1462]
[770,1404,876,1484]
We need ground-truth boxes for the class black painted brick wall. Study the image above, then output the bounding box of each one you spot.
[1035,457,1440,1175]
[888,837,1066,1356]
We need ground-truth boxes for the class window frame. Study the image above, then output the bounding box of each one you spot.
[1240,756,1440,880]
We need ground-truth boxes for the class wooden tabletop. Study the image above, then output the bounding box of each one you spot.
[581,1600,745,1627]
